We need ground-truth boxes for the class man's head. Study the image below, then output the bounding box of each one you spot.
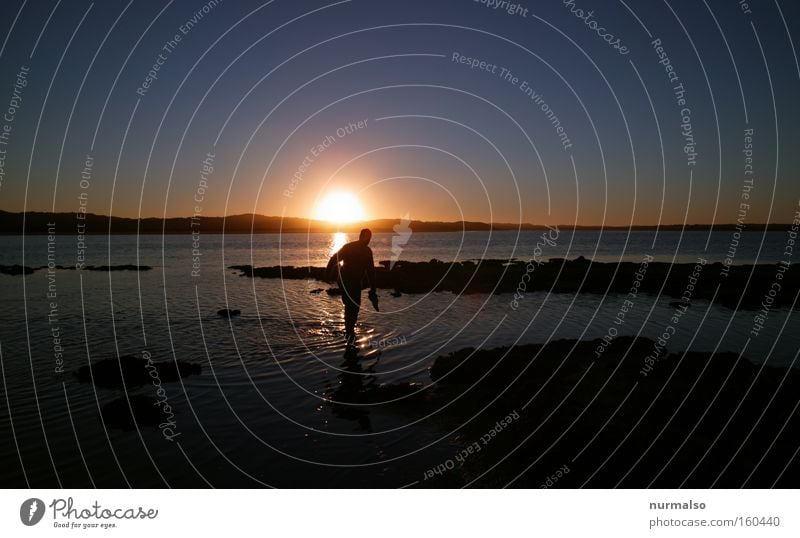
[359,228,372,245]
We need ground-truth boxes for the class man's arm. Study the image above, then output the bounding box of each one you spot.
[326,251,340,282]
[366,248,377,292]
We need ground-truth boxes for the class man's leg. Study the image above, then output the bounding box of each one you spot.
[344,302,359,339]
[340,281,361,339]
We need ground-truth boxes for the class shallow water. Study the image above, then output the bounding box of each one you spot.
[0,228,792,269]
[0,231,797,487]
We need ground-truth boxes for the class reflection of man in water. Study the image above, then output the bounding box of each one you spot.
[327,228,377,344]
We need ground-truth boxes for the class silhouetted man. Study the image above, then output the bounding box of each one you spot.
[327,228,377,344]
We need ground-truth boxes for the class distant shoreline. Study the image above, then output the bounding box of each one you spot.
[0,210,794,234]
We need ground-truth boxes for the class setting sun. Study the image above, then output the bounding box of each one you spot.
[314,191,366,223]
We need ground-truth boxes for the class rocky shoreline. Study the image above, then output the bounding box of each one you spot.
[0,264,152,275]
[406,336,799,487]
[230,257,800,310]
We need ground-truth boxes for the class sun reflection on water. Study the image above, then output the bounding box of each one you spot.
[329,232,349,257]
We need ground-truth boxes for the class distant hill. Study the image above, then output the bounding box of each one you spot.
[0,211,536,234]
[0,210,792,234]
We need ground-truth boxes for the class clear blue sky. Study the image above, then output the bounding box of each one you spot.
[0,0,798,225]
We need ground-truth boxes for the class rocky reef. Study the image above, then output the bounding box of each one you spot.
[230,257,800,310]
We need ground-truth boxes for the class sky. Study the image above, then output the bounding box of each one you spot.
[0,0,798,226]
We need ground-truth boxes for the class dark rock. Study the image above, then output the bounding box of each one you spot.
[101,395,163,430]
[418,336,800,487]
[1,264,152,274]
[230,258,800,309]
[74,355,201,389]
[217,309,240,318]
[0,264,34,275]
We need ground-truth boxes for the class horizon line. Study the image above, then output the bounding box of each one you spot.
[0,209,795,229]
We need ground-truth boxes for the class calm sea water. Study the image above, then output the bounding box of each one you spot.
[0,228,790,268]
[0,230,797,487]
